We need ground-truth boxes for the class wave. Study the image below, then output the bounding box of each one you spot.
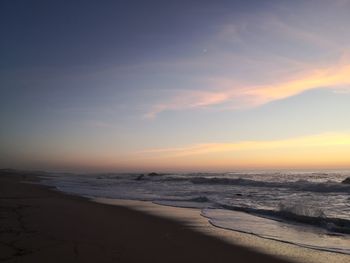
[217,202,350,235]
[202,208,350,255]
[153,193,350,235]
[158,196,211,203]
[137,174,350,192]
[185,196,210,202]
[187,177,350,193]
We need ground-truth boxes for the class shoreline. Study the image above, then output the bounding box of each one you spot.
[93,198,350,263]
[0,171,348,263]
[0,171,292,262]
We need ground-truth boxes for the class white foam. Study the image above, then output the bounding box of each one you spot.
[202,209,350,255]
[93,198,350,263]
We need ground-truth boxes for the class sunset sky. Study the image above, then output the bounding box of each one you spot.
[1,0,350,172]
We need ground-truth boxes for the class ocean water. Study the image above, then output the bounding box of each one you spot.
[40,170,350,254]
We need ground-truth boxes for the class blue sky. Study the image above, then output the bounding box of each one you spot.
[1,0,350,171]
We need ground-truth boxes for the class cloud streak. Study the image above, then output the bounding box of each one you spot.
[135,132,350,169]
[138,132,350,158]
[144,11,350,118]
[145,59,350,117]
[144,90,231,119]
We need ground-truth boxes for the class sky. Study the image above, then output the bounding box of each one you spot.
[1,0,350,172]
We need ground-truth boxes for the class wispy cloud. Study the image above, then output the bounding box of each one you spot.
[83,120,112,128]
[235,61,350,106]
[144,12,350,118]
[145,58,350,117]
[137,132,350,158]
[144,90,231,119]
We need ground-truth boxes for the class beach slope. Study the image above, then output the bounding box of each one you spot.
[0,171,292,263]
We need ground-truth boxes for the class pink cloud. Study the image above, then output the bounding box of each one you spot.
[144,90,231,119]
[145,57,350,118]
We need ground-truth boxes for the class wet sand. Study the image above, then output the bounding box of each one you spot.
[97,199,350,263]
[0,171,292,263]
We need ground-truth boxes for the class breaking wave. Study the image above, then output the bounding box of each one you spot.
[217,202,350,234]
[187,177,350,193]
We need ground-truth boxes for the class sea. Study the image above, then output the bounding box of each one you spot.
[40,170,350,255]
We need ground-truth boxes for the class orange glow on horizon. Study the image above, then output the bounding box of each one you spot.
[131,133,350,171]
[10,132,350,172]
